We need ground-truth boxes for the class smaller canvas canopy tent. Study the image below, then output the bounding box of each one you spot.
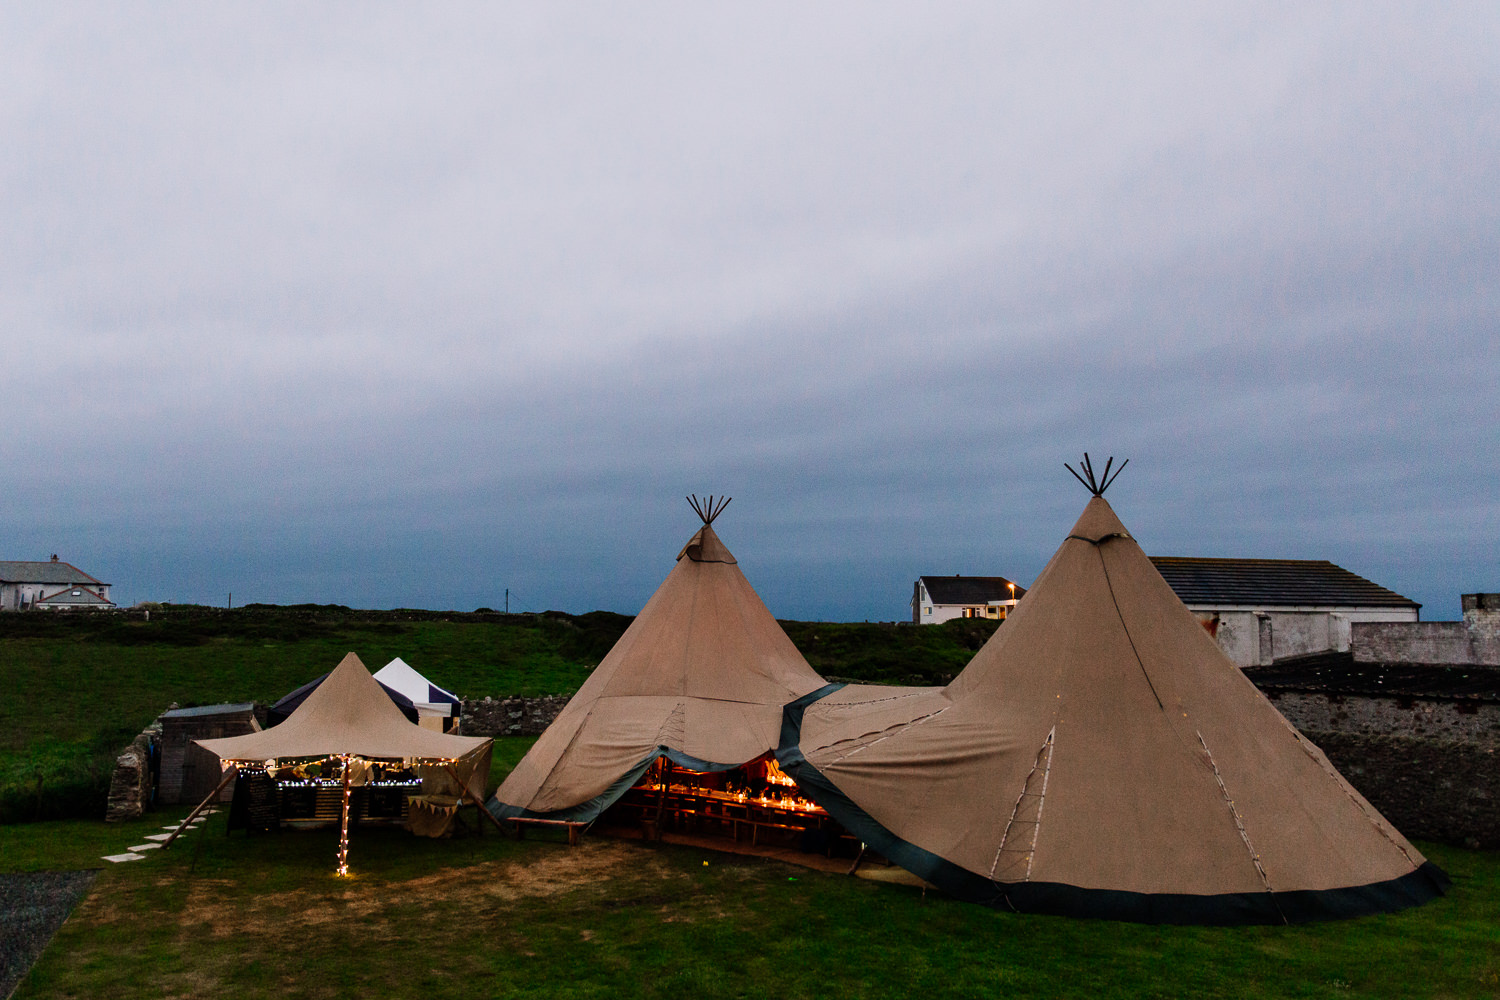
[372,657,462,731]
[191,652,493,872]
[490,497,829,825]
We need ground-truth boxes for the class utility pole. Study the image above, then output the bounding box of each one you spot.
[504,589,509,614]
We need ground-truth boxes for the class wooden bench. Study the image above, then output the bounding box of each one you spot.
[510,816,588,846]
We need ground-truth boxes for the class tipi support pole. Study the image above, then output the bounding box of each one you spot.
[337,756,353,875]
[653,761,670,839]
[444,763,508,835]
[162,765,239,849]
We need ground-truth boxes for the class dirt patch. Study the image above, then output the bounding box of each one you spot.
[172,840,682,938]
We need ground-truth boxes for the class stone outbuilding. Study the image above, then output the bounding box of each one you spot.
[1148,557,1420,667]
[157,704,260,805]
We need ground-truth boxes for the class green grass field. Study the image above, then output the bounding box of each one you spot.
[0,609,994,823]
[2,806,1495,1000]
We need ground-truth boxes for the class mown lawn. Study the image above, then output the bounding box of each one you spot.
[3,815,1495,1000]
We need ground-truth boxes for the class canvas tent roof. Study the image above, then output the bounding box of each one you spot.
[197,652,490,764]
[372,657,461,713]
[266,671,421,727]
[778,495,1448,924]
[489,514,828,823]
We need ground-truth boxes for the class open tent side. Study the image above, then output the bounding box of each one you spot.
[777,476,1448,924]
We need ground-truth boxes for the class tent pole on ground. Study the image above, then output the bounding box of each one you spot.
[443,762,508,835]
[161,765,239,850]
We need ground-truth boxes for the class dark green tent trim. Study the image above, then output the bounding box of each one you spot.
[776,686,1450,925]
[488,747,755,825]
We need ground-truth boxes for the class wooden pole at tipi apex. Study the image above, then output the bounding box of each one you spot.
[161,764,240,849]
[1064,453,1129,496]
[686,494,732,525]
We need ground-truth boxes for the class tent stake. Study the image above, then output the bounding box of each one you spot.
[162,765,239,849]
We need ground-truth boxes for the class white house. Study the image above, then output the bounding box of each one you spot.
[1148,557,1420,667]
[912,575,1026,624]
[0,557,115,611]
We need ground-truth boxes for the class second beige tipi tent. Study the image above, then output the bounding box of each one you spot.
[777,460,1448,924]
[489,497,829,824]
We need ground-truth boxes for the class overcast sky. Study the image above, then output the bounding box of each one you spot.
[3,4,1496,621]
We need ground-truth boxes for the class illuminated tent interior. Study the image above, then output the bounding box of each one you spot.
[189,652,494,872]
[490,497,846,854]
[777,459,1450,924]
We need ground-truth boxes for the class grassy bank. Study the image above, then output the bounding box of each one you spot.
[3,811,1494,999]
[0,608,993,822]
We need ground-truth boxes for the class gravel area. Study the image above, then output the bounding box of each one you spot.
[0,871,97,999]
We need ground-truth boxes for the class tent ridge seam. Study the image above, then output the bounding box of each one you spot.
[823,706,951,764]
[1197,729,1283,920]
[991,725,1056,881]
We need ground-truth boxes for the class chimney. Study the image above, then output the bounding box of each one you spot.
[1462,594,1500,643]
[50,554,58,562]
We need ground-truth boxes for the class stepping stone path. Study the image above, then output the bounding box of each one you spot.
[102,810,216,863]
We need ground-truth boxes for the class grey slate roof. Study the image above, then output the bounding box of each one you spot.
[0,560,106,586]
[35,586,114,607]
[160,703,257,720]
[918,575,1026,605]
[1148,557,1418,610]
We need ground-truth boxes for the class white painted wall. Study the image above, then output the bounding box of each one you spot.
[1189,604,1418,666]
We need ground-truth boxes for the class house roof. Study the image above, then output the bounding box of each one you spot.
[1147,557,1418,610]
[35,585,115,608]
[0,560,107,586]
[161,703,258,720]
[917,575,1026,605]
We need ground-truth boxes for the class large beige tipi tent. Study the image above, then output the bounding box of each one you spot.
[778,466,1448,924]
[490,498,829,824]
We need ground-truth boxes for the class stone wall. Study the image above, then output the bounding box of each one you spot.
[104,732,156,822]
[1351,597,1500,666]
[460,696,572,737]
[1307,731,1498,850]
[1351,622,1493,665]
[1265,690,1500,747]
